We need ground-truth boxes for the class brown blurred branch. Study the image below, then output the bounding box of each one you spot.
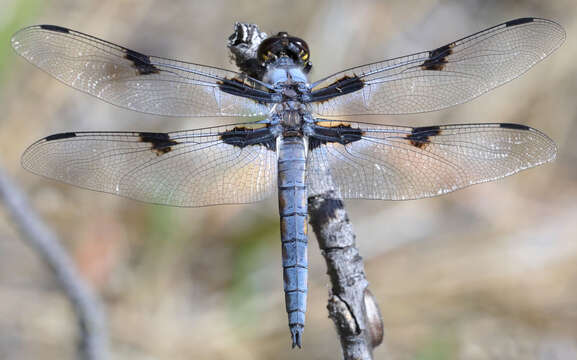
[0,165,109,360]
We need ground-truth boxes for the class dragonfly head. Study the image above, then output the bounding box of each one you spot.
[257,32,312,73]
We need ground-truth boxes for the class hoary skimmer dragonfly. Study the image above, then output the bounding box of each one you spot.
[11,18,564,348]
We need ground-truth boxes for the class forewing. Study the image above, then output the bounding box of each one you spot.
[11,25,270,117]
[306,120,556,200]
[309,18,565,116]
[22,124,278,207]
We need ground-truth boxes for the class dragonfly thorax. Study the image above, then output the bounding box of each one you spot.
[263,62,309,87]
[264,59,311,104]
[281,109,303,135]
[270,100,312,138]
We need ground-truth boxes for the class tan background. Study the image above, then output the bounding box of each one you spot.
[0,0,576,359]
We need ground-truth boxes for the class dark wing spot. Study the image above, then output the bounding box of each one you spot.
[39,25,70,33]
[309,75,364,103]
[309,124,364,150]
[45,132,77,141]
[125,49,160,75]
[499,123,530,130]
[139,132,178,155]
[421,43,455,71]
[219,125,276,151]
[326,75,364,94]
[406,126,441,148]
[505,18,534,27]
[217,77,276,103]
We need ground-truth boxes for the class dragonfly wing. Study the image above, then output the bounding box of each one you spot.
[306,120,556,200]
[11,25,271,117]
[309,18,565,116]
[22,123,278,207]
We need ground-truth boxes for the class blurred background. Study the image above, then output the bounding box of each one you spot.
[0,0,576,359]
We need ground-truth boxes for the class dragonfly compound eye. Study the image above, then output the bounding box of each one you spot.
[257,32,311,68]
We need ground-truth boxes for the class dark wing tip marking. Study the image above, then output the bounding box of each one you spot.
[45,132,77,141]
[124,49,160,75]
[499,123,531,130]
[219,125,277,151]
[505,18,535,27]
[39,24,70,33]
[406,126,442,148]
[309,123,365,150]
[422,18,536,72]
[139,132,178,155]
[421,42,455,71]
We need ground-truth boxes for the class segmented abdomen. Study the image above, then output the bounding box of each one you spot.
[277,135,308,348]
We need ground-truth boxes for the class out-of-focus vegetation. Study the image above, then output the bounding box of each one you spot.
[0,0,576,359]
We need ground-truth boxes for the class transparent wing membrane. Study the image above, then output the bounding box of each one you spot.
[310,18,565,116]
[22,125,278,207]
[307,120,556,200]
[11,25,269,117]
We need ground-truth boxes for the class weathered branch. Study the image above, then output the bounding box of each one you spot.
[0,165,109,360]
[308,191,383,359]
[227,22,384,359]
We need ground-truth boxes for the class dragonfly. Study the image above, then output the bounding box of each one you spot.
[11,18,565,348]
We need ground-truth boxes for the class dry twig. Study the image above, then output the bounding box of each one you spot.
[0,165,109,360]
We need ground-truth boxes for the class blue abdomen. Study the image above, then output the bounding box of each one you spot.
[277,135,308,348]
